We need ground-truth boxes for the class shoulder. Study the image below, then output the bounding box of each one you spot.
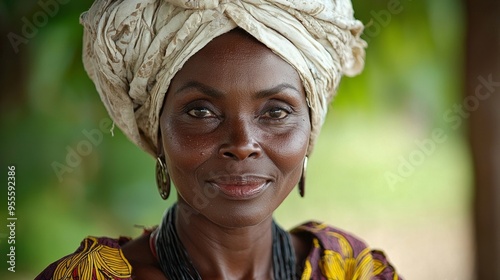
[291,221,403,280]
[35,236,133,280]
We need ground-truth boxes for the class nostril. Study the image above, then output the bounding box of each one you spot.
[219,142,262,160]
[223,152,236,159]
[248,151,258,158]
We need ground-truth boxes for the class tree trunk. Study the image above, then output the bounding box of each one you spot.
[466,0,500,279]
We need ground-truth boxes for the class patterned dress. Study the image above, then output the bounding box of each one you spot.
[35,221,401,280]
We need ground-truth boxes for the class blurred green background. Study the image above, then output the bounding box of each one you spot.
[0,0,471,279]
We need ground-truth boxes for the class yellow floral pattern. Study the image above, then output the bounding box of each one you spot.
[37,222,401,280]
[293,222,402,280]
[52,237,132,280]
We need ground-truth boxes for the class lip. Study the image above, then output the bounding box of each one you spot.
[208,176,271,200]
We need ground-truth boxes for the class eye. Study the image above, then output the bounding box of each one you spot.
[187,107,216,118]
[263,107,290,120]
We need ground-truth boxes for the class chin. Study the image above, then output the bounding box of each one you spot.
[185,197,278,229]
[177,182,293,228]
[210,204,274,228]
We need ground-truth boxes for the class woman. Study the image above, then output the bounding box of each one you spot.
[37,0,401,279]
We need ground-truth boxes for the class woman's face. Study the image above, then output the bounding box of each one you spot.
[159,30,311,228]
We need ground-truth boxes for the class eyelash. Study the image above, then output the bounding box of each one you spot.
[261,107,291,121]
[184,104,293,121]
[186,107,215,118]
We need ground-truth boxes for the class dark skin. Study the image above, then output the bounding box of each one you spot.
[122,29,312,279]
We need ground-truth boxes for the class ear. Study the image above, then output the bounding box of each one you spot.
[157,129,164,157]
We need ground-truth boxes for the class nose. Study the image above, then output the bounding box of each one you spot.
[218,119,262,161]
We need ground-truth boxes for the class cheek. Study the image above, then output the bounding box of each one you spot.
[265,120,311,180]
[160,117,214,178]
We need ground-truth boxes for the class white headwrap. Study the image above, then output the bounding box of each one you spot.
[80,0,366,156]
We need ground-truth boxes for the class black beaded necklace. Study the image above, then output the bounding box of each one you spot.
[154,204,297,279]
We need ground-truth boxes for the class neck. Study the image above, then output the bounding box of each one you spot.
[175,201,274,279]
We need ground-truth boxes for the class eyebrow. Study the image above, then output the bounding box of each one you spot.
[253,83,301,99]
[174,81,224,98]
[174,81,301,99]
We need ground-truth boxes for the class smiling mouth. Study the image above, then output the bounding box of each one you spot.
[208,176,270,200]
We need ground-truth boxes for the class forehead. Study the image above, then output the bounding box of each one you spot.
[169,29,303,92]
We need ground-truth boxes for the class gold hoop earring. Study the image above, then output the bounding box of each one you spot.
[156,157,170,200]
[299,156,308,198]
